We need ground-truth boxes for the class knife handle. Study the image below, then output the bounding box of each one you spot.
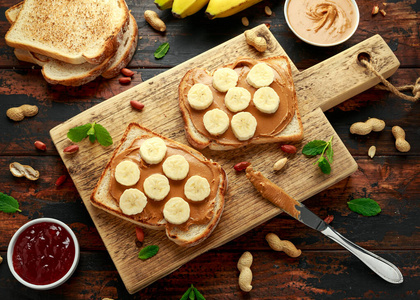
[321,226,403,284]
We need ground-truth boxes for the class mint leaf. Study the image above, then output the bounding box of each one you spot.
[138,245,159,260]
[89,134,96,143]
[326,144,333,163]
[302,140,327,156]
[154,42,170,59]
[193,286,206,300]
[318,156,331,174]
[94,123,113,146]
[0,193,22,213]
[180,286,193,300]
[67,122,112,146]
[347,198,381,216]
[303,136,334,174]
[87,124,95,136]
[67,123,91,142]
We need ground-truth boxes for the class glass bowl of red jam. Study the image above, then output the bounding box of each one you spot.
[7,218,80,290]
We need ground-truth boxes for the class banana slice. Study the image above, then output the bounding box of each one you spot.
[246,63,274,88]
[143,174,170,201]
[162,155,190,180]
[115,160,140,186]
[187,83,214,110]
[213,68,239,92]
[224,87,251,112]
[140,137,167,164]
[253,87,280,114]
[163,197,190,225]
[119,188,147,215]
[231,112,257,141]
[203,108,230,136]
[184,175,211,201]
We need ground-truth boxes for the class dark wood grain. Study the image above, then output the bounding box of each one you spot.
[0,0,418,298]
[0,1,419,69]
[1,250,419,299]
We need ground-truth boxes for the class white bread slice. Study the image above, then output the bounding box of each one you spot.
[101,14,138,79]
[178,56,304,150]
[12,14,138,86]
[7,4,138,81]
[5,2,22,24]
[90,123,227,247]
[5,0,129,65]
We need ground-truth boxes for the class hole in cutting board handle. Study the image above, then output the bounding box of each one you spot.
[357,52,371,66]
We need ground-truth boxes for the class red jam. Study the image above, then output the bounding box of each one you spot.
[12,222,75,285]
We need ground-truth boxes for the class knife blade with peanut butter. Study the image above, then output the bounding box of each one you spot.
[245,166,403,284]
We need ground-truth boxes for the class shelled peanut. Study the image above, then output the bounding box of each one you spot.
[237,251,253,292]
[273,158,287,171]
[350,118,385,135]
[244,30,267,52]
[392,126,410,152]
[144,10,166,32]
[9,162,39,181]
[6,105,38,121]
[266,233,301,258]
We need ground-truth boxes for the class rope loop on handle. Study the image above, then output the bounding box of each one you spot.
[360,58,419,102]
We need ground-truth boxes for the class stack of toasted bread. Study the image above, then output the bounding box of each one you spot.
[5,0,138,86]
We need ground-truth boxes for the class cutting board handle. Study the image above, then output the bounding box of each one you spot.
[293,35,400,113]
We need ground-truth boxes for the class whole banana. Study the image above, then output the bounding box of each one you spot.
[205,0,263,19]
[172,0,210,18]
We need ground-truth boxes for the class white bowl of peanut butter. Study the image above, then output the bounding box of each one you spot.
[284,0,359,47]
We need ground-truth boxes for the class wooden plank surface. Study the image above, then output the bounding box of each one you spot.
[1,0,419,298]
[48,25,401,293]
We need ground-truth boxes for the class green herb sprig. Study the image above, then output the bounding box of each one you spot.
[67,122,113,146]
[302,135,334,174]
[138,245,159,260]
[154,42,170,59]
[347,198,381,216]
[0,193,22,213]
[180,284,206,300]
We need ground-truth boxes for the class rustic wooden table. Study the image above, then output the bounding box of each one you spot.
[0,0,419,299]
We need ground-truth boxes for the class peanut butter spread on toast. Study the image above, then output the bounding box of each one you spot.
[109,137,221,231]
[180,57,297,146]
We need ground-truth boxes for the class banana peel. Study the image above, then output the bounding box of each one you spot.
[155,0,174,10]
[172,0,210,18]
[205,0,263,19]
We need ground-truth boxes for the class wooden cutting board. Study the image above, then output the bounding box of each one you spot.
[50,25,399,294]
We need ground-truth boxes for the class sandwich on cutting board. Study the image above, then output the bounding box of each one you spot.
[5,0,138,86]
[178,56,304,150]
[91,123,227,247]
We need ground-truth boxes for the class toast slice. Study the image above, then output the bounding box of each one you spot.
[12,14,138,86]
[91,123,227,247]
[101,14,138,79]
[5,2,22,24]
[178,56,304,150]
[5,0,129,65]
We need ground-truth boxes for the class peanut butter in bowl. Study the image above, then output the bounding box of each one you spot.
[284,0,359,47]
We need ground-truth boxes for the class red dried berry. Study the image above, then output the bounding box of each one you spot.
[121,68,135,77]
[324,215,334,224]
[63,145,79,154]
[234,161,251,172]
[136,227,145,242]
[55,175,67,187]
[119,77,131,85]
[280,144,297,154]
[130,100,145,111]
[34,141,47,151]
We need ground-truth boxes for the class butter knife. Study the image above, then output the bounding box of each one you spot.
[246,167,403,284]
